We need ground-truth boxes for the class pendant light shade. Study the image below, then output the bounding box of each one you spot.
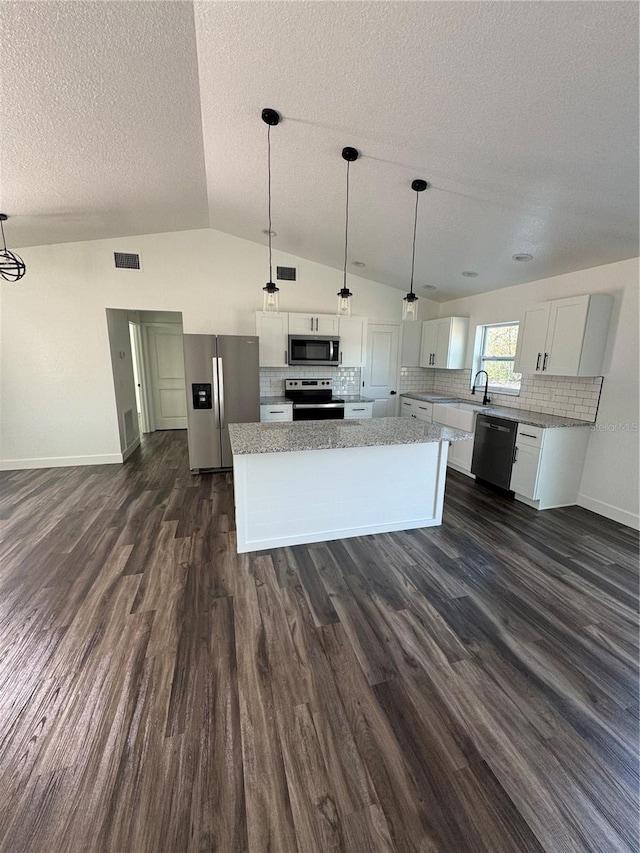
[261,108,280,312]
[337,146,359,317]
[402,179,429,321]
[0,215,26,282]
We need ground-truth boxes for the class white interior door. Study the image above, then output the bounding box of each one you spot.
[145,325,187,430]
[362,323,401,417]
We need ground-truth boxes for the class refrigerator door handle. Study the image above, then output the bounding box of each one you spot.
[217,357,226,428]
[211,357,221,429]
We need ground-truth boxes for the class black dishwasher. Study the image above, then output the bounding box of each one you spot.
[471,414,517,490]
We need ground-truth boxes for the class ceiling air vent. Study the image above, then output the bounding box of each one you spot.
[276,265,297,282]
[114,252,141,270]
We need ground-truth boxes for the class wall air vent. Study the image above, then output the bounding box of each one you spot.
[276,265,297,282]
[114,252,141,270]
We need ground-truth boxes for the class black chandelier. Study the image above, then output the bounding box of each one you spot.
[261,108,280,312]
[402,179,429,321]
[0,214,26,282]
[337,146,359,317]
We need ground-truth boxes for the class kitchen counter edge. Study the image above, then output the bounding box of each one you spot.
[229,417,471,455]
[401,392,593,428]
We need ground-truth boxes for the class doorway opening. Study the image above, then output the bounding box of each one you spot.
[106,309,186,462]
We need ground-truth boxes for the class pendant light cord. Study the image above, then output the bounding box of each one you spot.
[409,189,419,296]
[0,217,6,252]
[267,123,273,283]
[343,159,350,289]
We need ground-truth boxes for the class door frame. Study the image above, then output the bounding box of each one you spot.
[129,320,152,434]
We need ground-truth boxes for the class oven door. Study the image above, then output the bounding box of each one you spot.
[293,403,345,421]
[288,336,340,366]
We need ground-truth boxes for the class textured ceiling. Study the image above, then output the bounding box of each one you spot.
[1,1,638,300]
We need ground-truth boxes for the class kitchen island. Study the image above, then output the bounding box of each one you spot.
[228,417,471,553]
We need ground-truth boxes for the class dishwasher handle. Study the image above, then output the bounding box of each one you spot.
[477,421,511,433]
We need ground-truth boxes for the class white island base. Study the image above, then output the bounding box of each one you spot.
[232,440,449,553]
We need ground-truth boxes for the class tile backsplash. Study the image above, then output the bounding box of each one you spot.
[260,367,362,397]
[399,367,435,393]
[400,367,602,422]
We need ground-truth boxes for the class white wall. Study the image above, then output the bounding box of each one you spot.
[0,227,432,468]
[436,257,640,529]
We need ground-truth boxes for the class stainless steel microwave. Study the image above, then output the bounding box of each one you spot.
[288,335,340,366]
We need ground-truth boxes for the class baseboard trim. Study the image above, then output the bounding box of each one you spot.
[122,436,141,461]
[577,493,640,530]
[0,453,123,471]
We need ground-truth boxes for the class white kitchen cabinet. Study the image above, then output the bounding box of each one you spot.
[255,312,289,367]
[400,396,419,418]
[400,396,432,421]
[338,316,367,367]
[513,293,613,376]
[260,403,293,422]
[415,401,433,421]
[419,317,469,369]
[289,313,339,336]
[431,401,476,476]
[510,422,591,509]
[400,319,423,367]
[344,402,373,419]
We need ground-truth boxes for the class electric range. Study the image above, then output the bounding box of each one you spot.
[284,379,345,421]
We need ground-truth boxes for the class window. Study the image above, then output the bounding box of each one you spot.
[476,322,521,394]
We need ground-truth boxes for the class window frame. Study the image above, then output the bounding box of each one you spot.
[475,321,522,396]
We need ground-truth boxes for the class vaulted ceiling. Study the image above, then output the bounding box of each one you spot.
[1,1,638,300]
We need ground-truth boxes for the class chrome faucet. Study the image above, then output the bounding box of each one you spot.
[471,370,491,406]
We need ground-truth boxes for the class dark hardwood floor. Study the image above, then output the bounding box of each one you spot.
[0,430,638,853]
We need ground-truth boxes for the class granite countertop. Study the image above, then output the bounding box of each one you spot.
[260,395,374,405]
[401,392,592,428]
[401,392,460,403]
[260,396,292,406]
[229,417,472,455]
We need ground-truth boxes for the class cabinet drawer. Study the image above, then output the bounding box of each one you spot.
[516,423,544,448]
[415,402,433,422]
[344,402,373,419]
[400,397,418,417]
[260,405,293,423]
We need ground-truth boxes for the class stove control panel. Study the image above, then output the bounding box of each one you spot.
[285,378,334,390]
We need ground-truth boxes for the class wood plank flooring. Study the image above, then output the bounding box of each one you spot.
[0,430,638,852]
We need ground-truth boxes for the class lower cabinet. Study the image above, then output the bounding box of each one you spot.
[260,403,293,422]
[510,423,590,509]
[447,433,474,473]
[401,396,418,418]
[431,402,476,477]
[344,402,373,419]
[400,396,432,421]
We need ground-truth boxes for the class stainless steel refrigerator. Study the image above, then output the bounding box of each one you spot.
[183,334,260,472]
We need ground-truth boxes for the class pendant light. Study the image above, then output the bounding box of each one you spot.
[0,214,26,282]
[261,108,280,312]
[402,179,429,321]
[337,146,359,317]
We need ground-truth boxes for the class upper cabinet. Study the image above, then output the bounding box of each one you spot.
[255,311,367,367]
[255,312,289,367]
[338,316,367,367]
[514,294,613,376]
[289,313,340,336]
[419,317,469,369]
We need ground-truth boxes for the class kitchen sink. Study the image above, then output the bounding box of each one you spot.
[432,401,478,432]
[439,401,480,411]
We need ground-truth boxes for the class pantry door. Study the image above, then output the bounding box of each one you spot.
[362,323,401,418]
